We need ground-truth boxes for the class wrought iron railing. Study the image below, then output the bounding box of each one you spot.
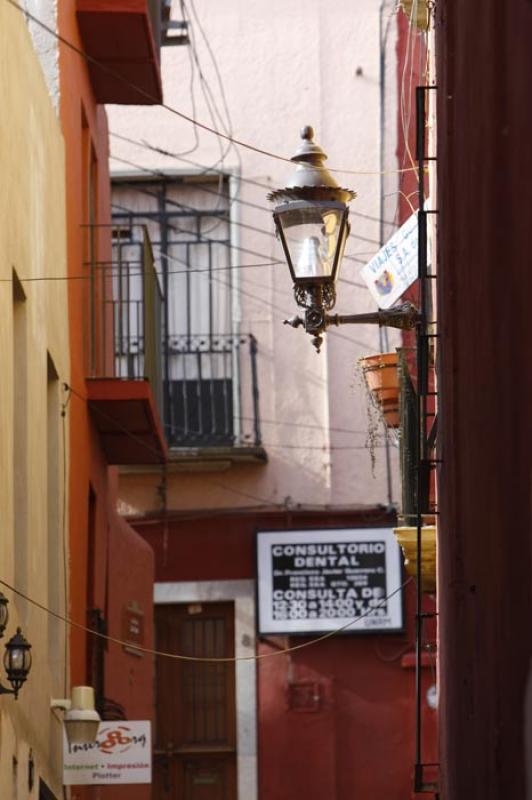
[88,225,164,422]
[163,333,261,449]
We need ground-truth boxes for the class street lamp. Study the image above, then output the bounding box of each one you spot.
[270,126,420,351]
[0,627,32,699]
[51,686,102,744]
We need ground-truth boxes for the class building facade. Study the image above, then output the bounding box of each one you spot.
[107,2,437,798]
[58,2,166,799]
[0,3,69,796]
[1,1,167,798]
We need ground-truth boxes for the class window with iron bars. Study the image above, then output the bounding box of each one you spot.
[111,175,261,449]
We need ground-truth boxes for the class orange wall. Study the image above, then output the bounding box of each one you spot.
[59,0,114,688]
[58,6,154,799]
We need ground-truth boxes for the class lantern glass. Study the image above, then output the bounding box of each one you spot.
[7,648,25,672]
[275,201,349,283]
[0,593,9,636]
[4,628,32,681]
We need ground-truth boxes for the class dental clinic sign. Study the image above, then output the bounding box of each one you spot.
[63,721,151,785]
[256,528,404,634]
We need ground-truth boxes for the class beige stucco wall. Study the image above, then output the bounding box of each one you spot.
[0,2,69,797]
[109,0,400,516]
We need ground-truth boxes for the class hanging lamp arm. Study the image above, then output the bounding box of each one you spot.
[283,300,421,352]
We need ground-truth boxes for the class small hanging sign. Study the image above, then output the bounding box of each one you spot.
[63,721,151,785]
[360,213,418,309]
[121,601,145,655]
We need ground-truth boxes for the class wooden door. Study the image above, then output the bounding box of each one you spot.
[154,602,237,800]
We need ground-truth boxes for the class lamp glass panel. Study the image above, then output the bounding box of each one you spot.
[4,644,31,675]
[277,206,344,280]
[6,648,24,671]
[0,597,8,630]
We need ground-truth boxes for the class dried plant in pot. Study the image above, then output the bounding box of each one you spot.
[358,351,400,428]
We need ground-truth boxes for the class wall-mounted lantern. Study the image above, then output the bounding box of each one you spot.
[51,686,101,744]
[270,126,420,351]
[0,627,32,699]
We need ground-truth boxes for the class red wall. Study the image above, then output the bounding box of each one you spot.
[135,508,437,800]
[100,511,154,800]
[436,0,532,797]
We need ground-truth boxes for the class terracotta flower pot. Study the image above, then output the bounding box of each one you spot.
[359,351,400,427]
[393,525,437,592]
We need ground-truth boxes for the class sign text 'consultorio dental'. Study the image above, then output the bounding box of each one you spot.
[256,528,404,634]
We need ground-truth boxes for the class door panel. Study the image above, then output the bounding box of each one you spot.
[154,602,237,800]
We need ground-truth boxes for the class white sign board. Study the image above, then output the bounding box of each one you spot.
[256,528,404,635]
[360,213,418,309]
[63,721,151,785]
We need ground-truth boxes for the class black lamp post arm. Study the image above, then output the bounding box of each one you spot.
[328,301,421,331]
[284,300,420,352]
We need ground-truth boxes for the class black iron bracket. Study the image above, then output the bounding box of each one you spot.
[284,301,421,353]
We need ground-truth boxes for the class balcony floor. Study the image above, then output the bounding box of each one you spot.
[119,444,268,474]
[87,378,167,465]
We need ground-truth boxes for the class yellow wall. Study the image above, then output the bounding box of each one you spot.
[0,2,69,796]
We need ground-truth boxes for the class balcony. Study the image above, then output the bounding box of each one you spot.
[86,226,167,465]
[76,0,163,104]
[89,222,265,469]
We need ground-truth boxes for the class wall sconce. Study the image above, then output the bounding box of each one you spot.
[0,627,32,700]
[51,686,101,744]
[0,594,33,700]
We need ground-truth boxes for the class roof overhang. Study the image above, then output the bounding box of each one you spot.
[76,0,163,104]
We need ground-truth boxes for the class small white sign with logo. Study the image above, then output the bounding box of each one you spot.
[360,213,418,309]
[63,721,151,785]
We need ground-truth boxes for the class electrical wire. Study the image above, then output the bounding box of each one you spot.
[109,197,316,268]
[109,131,400,229]
[167,0,201,157]
[64,382,282,507]
[0,574,412,663]
[180,0,235,230]
[102,207,375,350]
[5,0,417,178]
[110,152,381,258]
[110,152,383,248]
[0,260,283,282]
[160,417,391,451]
[187,0,233,135]
[148,247,375,351]
[110,199,370,299]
